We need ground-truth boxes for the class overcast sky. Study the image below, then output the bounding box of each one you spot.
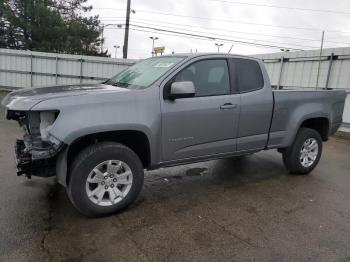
[88,0,350,59]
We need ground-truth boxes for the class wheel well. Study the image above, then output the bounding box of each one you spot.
[300,118,329,141]
[67,130,151,173]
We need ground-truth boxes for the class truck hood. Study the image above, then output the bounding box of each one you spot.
[1,83,129,111]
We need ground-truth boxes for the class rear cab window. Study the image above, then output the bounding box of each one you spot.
[229,58,264,93]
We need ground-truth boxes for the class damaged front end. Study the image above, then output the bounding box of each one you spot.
[7,110,64,178]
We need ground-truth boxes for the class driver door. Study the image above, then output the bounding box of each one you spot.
[160,58,240,162]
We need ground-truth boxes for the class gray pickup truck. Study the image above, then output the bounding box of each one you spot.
[2,53,346,217]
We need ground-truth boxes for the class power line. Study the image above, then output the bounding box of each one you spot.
[126,24,305,50]
[100,17,126,21]
[100,19,340,50]
[111,26,275,49]
[103,25,342,54]
[134,9,349,33]
[98,8,350,33]
[103,26,246,52]
[94,8,126,11]
[127,27,301,52]
[108,23,312,50]
[101,17,350,46]
[128,22,317,49]
[105,23,310,50]
[210,0,350,15]
[129,28,218,42]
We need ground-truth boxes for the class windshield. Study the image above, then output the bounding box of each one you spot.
[105,56,185,88]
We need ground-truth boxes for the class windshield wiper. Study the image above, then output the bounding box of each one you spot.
[110,82,130,88]
[103,80,125,87]
[102,79,113,85]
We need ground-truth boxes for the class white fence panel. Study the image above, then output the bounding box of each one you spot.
[255,47,350,90]
[0,48,136,89]
[1,47,349,127]
[255,47,350,126]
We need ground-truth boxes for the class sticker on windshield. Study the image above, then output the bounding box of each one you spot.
[154,63,174,68]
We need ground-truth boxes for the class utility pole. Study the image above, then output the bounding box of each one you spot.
[215,43,223,53]
[315,31,325,89]
[123,0,131,59]
[101,26,104,53]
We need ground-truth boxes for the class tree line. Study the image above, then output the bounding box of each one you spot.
[0,0,109,56]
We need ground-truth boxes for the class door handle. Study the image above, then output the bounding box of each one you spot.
[220,103,237,110]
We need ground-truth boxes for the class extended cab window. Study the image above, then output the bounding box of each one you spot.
[173,59,230,97]
[230,58,264,93]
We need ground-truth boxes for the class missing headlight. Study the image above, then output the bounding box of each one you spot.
[39,111,59,141]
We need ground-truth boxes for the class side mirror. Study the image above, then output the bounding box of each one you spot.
[168,81,195,100]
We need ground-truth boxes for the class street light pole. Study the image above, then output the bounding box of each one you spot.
[150,36,159,57]
[215,43,223,53]
[101,23,117,53]
[113,45,120,58]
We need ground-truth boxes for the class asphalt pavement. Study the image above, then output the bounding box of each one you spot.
[0,91,350,262]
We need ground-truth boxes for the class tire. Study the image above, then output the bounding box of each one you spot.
[67,142,144,217]
[282,128,323,175]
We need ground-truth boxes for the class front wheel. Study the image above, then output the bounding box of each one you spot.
[282,128,323,174]
[67,142,144,217]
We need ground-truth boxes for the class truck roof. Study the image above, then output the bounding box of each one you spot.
[159,52,262,62]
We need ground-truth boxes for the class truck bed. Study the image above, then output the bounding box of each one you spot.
[267,89,346,149]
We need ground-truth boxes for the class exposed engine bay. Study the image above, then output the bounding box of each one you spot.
[6,110,63,178]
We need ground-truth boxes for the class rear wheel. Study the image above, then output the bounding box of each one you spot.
[282,128,322,174]
[67,142,144,217]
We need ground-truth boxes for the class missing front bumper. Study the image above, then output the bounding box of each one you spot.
[15,139,57,178]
